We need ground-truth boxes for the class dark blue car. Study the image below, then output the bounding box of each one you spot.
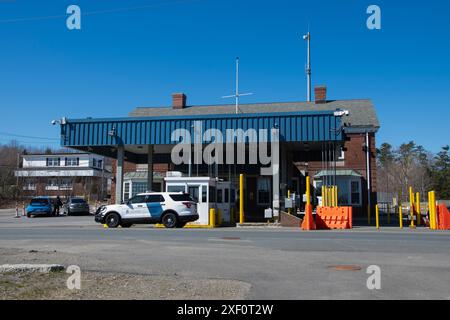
[26,197,54,218]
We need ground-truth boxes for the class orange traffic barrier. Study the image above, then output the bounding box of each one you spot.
[316,206,353,230]
[301,204,316,230]
[436,204,450,230]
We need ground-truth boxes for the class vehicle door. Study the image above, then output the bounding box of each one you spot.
[124,195,147,219]
[145,194,165,219]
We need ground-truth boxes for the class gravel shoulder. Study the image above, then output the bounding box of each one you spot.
[0,248,251,300]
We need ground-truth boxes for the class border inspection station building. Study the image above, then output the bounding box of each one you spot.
[58,85,379,222]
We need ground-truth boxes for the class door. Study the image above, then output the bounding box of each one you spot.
[124,195,148,220]
[193,185,208,225]
[145,194,165,219]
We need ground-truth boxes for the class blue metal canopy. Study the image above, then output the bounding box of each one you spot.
[60,110,343,147]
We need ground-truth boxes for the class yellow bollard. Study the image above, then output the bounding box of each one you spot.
[375,204,380,229]
[428,191,432,229]
[430,191,437,229]
[306,176,311,207]
[334,186,338,206]
[209,208,216,227]
[409,187,415,228]
[416,192,421,226]
[399,205,403,229]
[239,174,244,224]
[321,186,325,207]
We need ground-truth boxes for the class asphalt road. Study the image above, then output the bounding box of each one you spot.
[1,209,450,299]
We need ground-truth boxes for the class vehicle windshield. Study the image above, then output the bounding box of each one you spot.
[30,198,49,206]
[169,194,196,202]
[70,198,86,204]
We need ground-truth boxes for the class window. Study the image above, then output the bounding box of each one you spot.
[128,195,146,204]
[93,158,97,167]
[47,179,58,187]
[60,179,73,190]
[257,178,271,205]
[124,182,130,202]
[202,186,207,203]
[147,195,165,203]
[168,185,186,193]
[351,181,361,205]
[338,147,345,160]
[46,157,60,167]
[131,182,148,197]
[31,198,50,206]
[188,186,200,203]
[230,189,236,204]
[337,179,349,205]
[65,158,79,166]
[170,194,195,202]
[209,186,216,203]
[24,180,36,190]
[97,160,103,169]
[224,189,229,203]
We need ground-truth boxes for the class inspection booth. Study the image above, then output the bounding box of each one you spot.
[164,173,235,226]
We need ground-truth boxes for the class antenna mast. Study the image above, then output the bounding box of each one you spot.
[303,32,312,102]
[222,57,253,114]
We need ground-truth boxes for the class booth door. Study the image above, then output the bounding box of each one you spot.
[188,185,208,225]
[216,186,230,223]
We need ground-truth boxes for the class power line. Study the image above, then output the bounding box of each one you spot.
[0,0,204,23]
[0,131,59,140]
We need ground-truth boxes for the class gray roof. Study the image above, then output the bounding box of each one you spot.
[129,99,379,129]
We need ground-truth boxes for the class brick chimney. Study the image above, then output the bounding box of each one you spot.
[172,93,186,109]
[314,85,327,104]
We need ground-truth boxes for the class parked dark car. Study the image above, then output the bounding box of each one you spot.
[63,198,90,215]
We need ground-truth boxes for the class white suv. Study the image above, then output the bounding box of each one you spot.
[95,192,198,228]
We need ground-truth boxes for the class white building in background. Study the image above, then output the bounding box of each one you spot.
[15,153,112,200]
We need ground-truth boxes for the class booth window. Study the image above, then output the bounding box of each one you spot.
[217,189,223,203]
[257,177,271,205]
[202,187,207,203]
[209,186,216,202]
[168,185,185,193]
[188,186,200,203]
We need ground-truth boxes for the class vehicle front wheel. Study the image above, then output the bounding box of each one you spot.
[105,213,120,228]
[162,212,178,228]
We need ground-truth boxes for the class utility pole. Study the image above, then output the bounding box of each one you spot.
[222,57,253,114]
[303,32,312,102]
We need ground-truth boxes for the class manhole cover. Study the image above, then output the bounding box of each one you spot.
[328,265,361,271]
[221,237,241,240]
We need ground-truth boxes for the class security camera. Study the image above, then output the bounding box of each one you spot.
[51,120,57,125]
[302,35,308,40]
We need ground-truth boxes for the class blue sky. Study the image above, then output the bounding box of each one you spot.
[0,0,449,152]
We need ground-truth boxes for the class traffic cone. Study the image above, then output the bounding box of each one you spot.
[301,204,316,230]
